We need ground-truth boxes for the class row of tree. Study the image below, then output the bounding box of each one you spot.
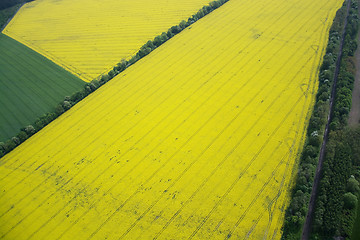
[281,1,349,239]
[0,0,230,158]
[311,0,360,238]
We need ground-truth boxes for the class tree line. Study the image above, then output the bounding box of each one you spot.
[0,0,230,158]
[311,0,360,238]
[281,1,350,239]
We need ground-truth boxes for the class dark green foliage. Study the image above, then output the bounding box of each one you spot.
[179,20,188,29]
[0,0,32,11]
[34,113,56,131]
[4,139,16,152]
[160,32,169,43]
[70,92,82,104]
[344,192,358,210]
[108,69,116,78]
[285,1,360,238]
[312,113,360,238]
[0,142,4,157]
[312,129,356,238]
[136,45,152,58]
[0,0,33,29]
[128,55,140,65]
[99,74,110,84]
[282,1,352,239]
[351,198,360,239]
[166,29,174,39]
[24,125,35,136]
[307,1,360,239]
[55,104,65,115]
[153,35,163,47]
[0,4,19,30]
[331,0,359,130]
[11,136,20,145]
[114,60,127,73]
[170,25,182,34]
[63,101,72,110]
[209,1,221,9]
[16,131,27,143]
[308,134,321,148]
[347,177,360,194]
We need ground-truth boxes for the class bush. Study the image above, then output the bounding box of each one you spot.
[108,69,116,78]
[343,192,358,209]
[16,131,28,143]
[55,104,65,115]
[282,1,353,238]
[4,139,16,152]
[346,177,360,194]
[11,136,20,145]
[179,20,188,29]
[24,125,35,135]
[63,100,71,110]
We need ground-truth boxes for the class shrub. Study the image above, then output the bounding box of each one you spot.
[343,192,358,209]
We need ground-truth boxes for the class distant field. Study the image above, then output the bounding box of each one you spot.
[0,0,341,239]
[0,33,84,142]
[3,0,211,81]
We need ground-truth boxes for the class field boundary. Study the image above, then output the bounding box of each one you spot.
[0,0,230,158]
[302,0,351,239]
[281,1,349,239]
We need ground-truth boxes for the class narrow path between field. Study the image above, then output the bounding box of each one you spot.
[348,2,360,126]
[301,0,350,239]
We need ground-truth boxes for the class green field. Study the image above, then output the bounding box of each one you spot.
[0,33,84,141]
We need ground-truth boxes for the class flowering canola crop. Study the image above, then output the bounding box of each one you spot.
[3,0,210,81]
[0,0,342,239]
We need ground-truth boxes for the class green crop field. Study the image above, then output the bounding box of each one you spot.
[0,33,84,142]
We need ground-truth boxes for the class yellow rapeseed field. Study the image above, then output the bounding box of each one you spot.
[3,0,210,81]
[0,0,341,239]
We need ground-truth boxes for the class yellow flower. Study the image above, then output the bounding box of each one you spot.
[0,0,341,239]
